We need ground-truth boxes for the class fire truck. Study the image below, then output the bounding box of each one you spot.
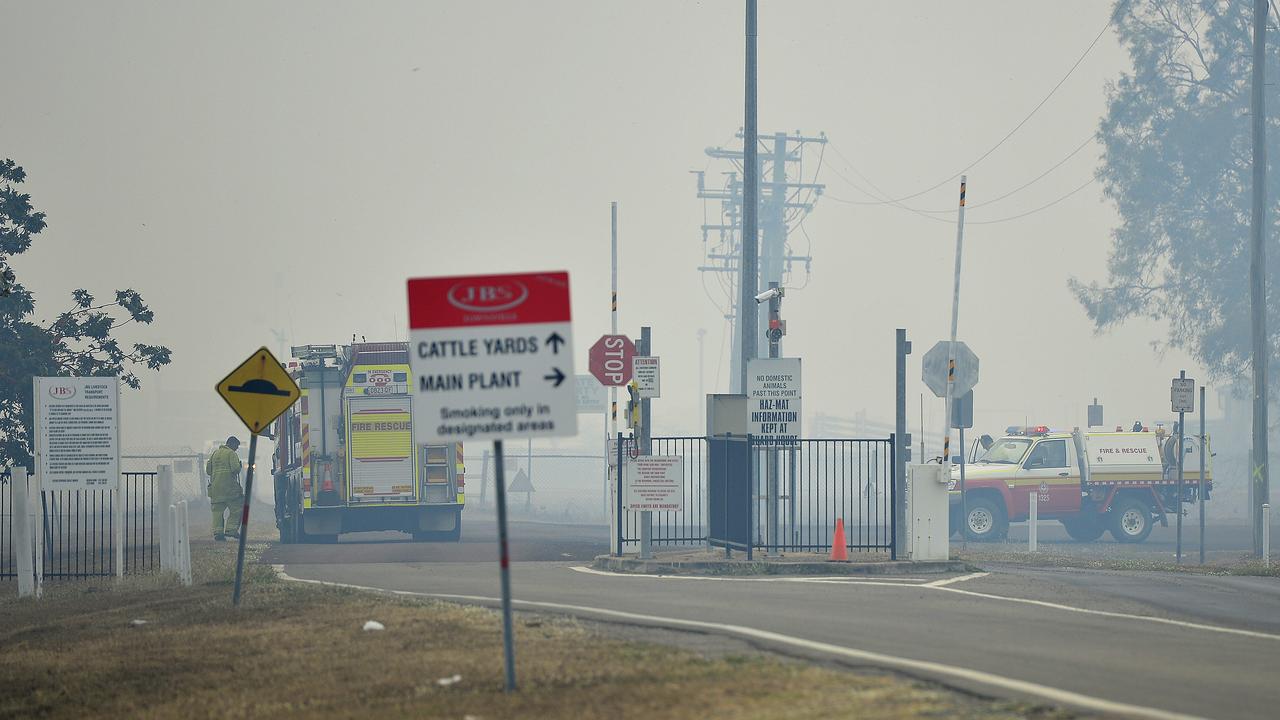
[949,426,1212,543]
[271,342,465,543]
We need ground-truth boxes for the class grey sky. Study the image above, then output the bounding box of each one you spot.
[3,1,1198,453]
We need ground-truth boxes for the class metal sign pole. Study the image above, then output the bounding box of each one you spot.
[615,432,624,557]
[232,432,258,606]
[1175,371,1186,565]
[493,439,517,692]
[942,177,967,483]
[1199,385,1206,565]
[959,424,967,550]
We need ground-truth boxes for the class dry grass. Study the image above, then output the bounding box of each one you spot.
[0,545,1068,720]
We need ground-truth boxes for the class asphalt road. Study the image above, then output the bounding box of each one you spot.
[274,519,1280,719]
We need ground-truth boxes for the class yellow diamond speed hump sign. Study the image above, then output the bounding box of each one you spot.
[216,347,301,434]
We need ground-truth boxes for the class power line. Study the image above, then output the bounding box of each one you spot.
[824,176,1097,226]
[967,177,1096,225]
[844,7,1118,205]
[825,134,1095,214]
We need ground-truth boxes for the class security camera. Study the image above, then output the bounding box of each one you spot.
[754,287,783,304]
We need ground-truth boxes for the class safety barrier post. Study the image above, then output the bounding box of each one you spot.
[158,465,173,572]
[1028,493,1038,553]
[169,504,179,577]
[1264,504,1271,568]
[178,501,193,586]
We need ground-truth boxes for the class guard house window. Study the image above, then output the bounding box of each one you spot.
[1024,439,1067,469]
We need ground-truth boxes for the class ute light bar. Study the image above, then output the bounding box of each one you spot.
[1006,425,1053,437]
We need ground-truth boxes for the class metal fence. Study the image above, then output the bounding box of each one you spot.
[748,437,895,555]
[617,435,896,558]
[619,436,708,546]
[1,471,159,579]
[471,451,609,524]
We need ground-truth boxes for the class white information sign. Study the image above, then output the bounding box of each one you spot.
[747,358,802,442]
[624,455,684,511]
[1171,377,1195,413]
[575,374,607,414]
[35,377,120,491]
[407,272,577,444]
[633,356,661,398]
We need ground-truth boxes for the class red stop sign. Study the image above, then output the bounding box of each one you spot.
[589,335,635,386]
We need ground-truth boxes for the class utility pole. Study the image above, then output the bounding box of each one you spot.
[739,0,759,396]
[696,131,824,392]
[1250,0,1270,558]
[697,328,707,430]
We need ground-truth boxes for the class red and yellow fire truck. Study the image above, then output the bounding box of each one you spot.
[949,426,1211,543]
[272,342,465,542]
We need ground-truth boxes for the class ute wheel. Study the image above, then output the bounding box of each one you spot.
[963,496,1008,542]
[1061,515,1105,542]
[1108,496,1154,544]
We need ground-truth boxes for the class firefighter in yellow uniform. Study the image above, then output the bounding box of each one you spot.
[206,436,244,541]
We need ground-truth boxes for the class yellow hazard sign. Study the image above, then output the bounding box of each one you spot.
[215,347,300,435]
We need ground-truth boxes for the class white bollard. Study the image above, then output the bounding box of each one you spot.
[1264,503,1271,569]
[158,465,173,572]
[170,504,181,581]
[13,467,35,598]
[1029,492,1038,553]
[179,501,193,586]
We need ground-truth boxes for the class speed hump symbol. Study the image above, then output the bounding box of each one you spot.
[215,347,300,435]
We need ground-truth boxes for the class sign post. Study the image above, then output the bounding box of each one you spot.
[589,333,634,555]
[1171,373,1195,565]
[408,271,577,693]
[216,347,301,606]
[1199,385,1207,565]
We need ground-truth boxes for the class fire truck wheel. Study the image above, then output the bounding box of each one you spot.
[1061,516,1105,542]
[1108,496,1154,543]
[963,497,1007,542]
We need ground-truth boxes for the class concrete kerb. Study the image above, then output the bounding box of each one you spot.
[592,554,967,576]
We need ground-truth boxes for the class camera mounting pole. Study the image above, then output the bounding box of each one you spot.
[766,282,785,359]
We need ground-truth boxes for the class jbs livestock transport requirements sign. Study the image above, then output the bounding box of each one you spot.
[34,377,120,491]
[407,271,577,443]
[624,455,684,511]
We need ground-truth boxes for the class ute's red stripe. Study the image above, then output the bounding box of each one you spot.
[407,271,571,329]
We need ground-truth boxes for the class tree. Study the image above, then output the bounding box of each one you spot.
[0,159,171,467]
[1071,0,1280,384]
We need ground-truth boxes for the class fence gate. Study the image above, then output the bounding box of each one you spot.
[1,471,159,579]
[616,433,897,559]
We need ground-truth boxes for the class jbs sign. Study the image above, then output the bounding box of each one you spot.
[447,278,530,313]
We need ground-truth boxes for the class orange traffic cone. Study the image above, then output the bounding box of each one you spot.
[828,518,849,562]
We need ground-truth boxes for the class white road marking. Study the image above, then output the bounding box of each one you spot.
[924,571,990,587]
[574,565,1280,642]
[568,565,928,586]
[931,584,1280,642]
[272,565,1201,720]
